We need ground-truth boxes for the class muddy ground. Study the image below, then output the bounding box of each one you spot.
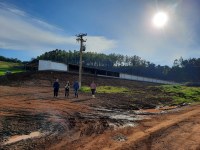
[0,71,200,150]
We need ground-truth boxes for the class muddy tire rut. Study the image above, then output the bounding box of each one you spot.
[0,110,111,150]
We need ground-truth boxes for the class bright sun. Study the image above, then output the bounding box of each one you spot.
[152,12,168,28]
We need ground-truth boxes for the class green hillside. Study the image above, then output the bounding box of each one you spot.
[0,61,24,75]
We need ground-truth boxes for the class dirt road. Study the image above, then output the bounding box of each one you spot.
[0,72,200,150]
[78,105,200,150]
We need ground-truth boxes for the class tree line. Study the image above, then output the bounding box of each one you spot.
[36,49,200,83]
[0,55,21,63]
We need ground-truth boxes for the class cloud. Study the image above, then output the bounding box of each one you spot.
[0,2,116,54]
[86,36,117,52]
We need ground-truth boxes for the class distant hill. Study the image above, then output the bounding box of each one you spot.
[0,61,24,75]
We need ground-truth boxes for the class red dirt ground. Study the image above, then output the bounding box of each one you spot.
[0,72,200,150]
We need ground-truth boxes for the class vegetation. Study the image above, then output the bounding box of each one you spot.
[160,85,200,104]
[36,49,200,82]
[81,86,130,94]
[0,55,21,63]
[0,61,24,75]
[1,50,200,83]
[81,84,200,106]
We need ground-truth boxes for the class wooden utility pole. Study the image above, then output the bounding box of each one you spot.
[76,33,87,88]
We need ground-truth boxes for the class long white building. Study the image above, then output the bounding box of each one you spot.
[38,60,177,85]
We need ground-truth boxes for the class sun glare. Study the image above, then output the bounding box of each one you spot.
[152,12,168,28]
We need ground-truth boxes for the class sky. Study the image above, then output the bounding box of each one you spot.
[0,0,200,66]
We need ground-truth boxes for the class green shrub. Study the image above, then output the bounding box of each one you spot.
[80,86,130,94]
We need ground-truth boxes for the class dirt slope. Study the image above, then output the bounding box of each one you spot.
[0,71,200,150]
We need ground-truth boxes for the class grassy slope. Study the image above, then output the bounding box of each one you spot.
[81,85,200,106]
[160,85,200,104]
[0,61,24,75]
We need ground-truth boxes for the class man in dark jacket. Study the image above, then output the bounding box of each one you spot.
[53,79,60,97]
[73,81,79,98]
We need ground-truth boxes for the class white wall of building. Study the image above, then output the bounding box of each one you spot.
[38,60,176,84]
[38,60,68,71]
[120,73,176,85]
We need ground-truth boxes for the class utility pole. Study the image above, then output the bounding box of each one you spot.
[76,33,87,88]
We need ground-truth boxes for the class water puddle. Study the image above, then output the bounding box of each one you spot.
[110,114,148,121]
[94,107,150,128]
[3,131,42,145]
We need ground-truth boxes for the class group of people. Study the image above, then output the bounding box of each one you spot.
[53,79,97,98]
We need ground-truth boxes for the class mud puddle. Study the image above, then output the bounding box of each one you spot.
[3,131,43,145]
[93,107,150,128]
[93,106,183,128]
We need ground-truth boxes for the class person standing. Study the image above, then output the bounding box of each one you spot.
[73,80,79,98]
[65,81,70,98]
[90,81,97,98]
[53,79,60,97]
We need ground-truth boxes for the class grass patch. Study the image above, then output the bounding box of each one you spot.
[81,86,130,94]
[0,61,24,75]
[160,85,200,104]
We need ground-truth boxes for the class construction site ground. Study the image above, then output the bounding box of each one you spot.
[0,71,200,150]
